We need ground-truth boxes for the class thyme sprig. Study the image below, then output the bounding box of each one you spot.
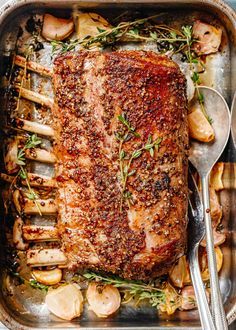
[182,25,213,124]
[51,14,163,53]
[83,272,165,305]
[51,14,197,54]
[120,135,162,198]
[9,271,48,292]
[117,114,161,210]
[16,134,42,215]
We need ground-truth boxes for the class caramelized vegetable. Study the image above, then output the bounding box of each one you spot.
[209,187,222,225]
[200,228,226,247]
[188,107,214,142]
[200,246,223,281]
[86,283,121,318]
[32,268,62,285]
[76,12,111,40]
[186,75,195,102]
[210,162,224,191]
[193,20,222,55]
[181,286,210,310]
[45,284,83,320]
[169,256,190,288]
[42,14,74,41]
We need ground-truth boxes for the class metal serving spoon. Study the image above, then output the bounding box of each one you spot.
[189,86,231,330]
[188,170,215,330]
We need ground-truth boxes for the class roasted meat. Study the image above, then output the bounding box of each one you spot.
[52,50,188,280]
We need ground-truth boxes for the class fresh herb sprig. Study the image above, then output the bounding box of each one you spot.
[182,26,213,124]
[51,14,196,54]
[16,134,42,215]
[29,279,49,292]
[117,114,161,210]
[51,14,163,53]
[83,271,169,309]
[10,271,48,292]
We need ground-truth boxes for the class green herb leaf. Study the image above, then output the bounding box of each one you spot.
[191,71,200,84]
[25,192,38,200]
[19,169,27,179]
[144,143,153,150]
[120,149,126,160]
[170,31,177,39]
[150,31,158,40]
[182,25,192,39]
[149,148,154,157]
[29,279,48,292]
[97,27,106,33]
[16,158,25,166]
[129,28,139,35]
[128,169,136,177]
[132,150,142,159]
[82,271,167,309]
[198,92,204,104]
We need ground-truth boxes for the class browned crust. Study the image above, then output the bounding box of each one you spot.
[52,50,188,280]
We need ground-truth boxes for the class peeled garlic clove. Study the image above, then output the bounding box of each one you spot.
[209,187,222,225]
[42,14,74,41]
[210,162,224,191]
[193,20,222,55]
[200,229,226,247]
[32,268,62,285]
[169,256,190,288]
[181,285,210,310]
[45,284,83,320]
[86,283,121,318]
[4,139,19,174]
[188,107,215,142]
[200,246,223,281]
[77,12,111,40]
[186,75,195,102]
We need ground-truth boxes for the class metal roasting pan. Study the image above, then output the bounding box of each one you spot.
[0,0,235,329]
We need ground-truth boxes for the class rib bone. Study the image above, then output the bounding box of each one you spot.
[13,189,21,213]
[0,172,57,188]
[13,189,58,214]
[13,118,55,137]
[27,249,67,267]
[0,173,14,183]
[21,173,57,188]
[25,148,56,163]
[23,225,59,241]
[23,198,58,215]
[13,217,29,250]
[15,55,53,77]
[15,86,54,109]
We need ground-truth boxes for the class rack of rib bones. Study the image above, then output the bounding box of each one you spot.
[2,55,69,284]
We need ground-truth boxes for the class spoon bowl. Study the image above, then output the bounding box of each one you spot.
[189,86,231,175]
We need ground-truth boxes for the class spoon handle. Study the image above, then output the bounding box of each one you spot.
[189,245,216,330]
[201,174,228,330]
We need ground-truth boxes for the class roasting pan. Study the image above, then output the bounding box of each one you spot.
[0,0,235,329]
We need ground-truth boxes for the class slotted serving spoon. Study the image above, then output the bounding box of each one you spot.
[189,86,231,330]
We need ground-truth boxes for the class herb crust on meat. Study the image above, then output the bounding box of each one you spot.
[52,50,188,281]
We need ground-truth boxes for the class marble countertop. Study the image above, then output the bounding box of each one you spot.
[0,0,235,329]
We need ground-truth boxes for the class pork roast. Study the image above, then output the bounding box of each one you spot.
[52,50,188,280]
